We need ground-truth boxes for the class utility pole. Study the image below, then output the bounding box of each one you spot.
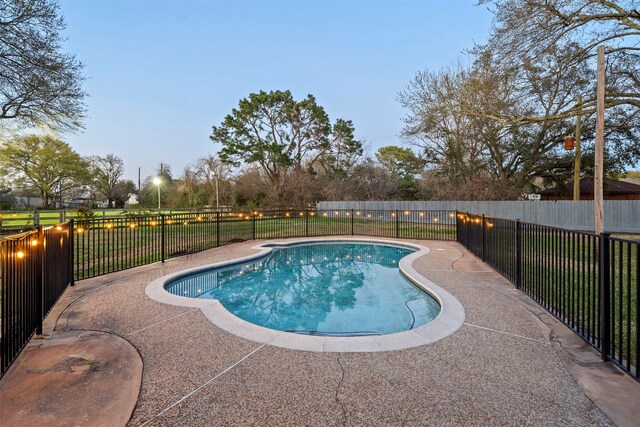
[594,46,605,234]
[573,95,582,200]
[138,167,141,192]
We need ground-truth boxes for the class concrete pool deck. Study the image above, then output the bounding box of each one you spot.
[1,238,639,426]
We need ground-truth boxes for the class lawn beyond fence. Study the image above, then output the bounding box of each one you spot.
[73,209,456,280]
[457,212,638,381]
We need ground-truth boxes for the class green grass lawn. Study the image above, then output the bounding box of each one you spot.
[73,216,456,279]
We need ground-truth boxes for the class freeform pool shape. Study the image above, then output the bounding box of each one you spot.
[145,237,465,352]
[165,242,441,336]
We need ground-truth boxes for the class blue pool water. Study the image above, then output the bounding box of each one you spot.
[165,242,441,335]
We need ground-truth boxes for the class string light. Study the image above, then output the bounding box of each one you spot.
[16,251,25,259]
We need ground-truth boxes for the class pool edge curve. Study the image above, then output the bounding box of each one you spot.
[145,236,465,352]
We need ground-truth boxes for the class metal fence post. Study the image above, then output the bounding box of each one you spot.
[37,226,44,335]
[216,211,220,247]
[455,210,459,242]
[481,214,486,262]
[351,209,354,235]
[305,210,309,237]
[599,232,611,361]
[252,213,256,240]
[395,210,399,238]
[160,214,166,263]
[515,219,521,289]
[69,219,75,286]
[465,212,470,248]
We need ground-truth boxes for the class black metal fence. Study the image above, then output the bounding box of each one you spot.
[74,209,457,280]
[456,212,638,380]
[1,222,73,377]
[1,209,637,381]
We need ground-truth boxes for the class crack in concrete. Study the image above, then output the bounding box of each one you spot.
[125,308,198,336]
[464,322,549,345]
[335,353,348,426]
[139,343,266,427]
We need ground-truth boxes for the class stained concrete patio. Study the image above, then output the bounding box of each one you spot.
[1,239,639,426]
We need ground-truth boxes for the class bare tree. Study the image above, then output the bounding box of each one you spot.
[88,154,125,207]
[0,0,86,131]
[476,0,639,122]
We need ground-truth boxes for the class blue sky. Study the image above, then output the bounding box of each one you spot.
[60,0,494,182]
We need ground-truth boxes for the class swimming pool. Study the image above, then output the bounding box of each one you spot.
[165,242,441,336]
[146,237,465,352]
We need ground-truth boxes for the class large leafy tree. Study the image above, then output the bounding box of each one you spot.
[376,146,425,177]
[0,134,90,208]
[211,90,361,202]
[0,0,85,131]
[375,146,426,200]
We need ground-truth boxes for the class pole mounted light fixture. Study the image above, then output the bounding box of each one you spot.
[153,177,161,210]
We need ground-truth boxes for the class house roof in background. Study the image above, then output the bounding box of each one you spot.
[539,178,640,196]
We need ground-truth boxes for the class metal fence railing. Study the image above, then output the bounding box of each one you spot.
[456,212,638,381]
[1,222,72,377]
[74,209,457,280]
[1,209,636,382]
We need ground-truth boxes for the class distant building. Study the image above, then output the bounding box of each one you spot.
[539,178,640,201]
[15,195,44,208]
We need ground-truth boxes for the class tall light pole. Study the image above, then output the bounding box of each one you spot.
[209,170,219,209]
[153,177,161,210]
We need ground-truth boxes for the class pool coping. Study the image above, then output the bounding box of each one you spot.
[145,237,465,352]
